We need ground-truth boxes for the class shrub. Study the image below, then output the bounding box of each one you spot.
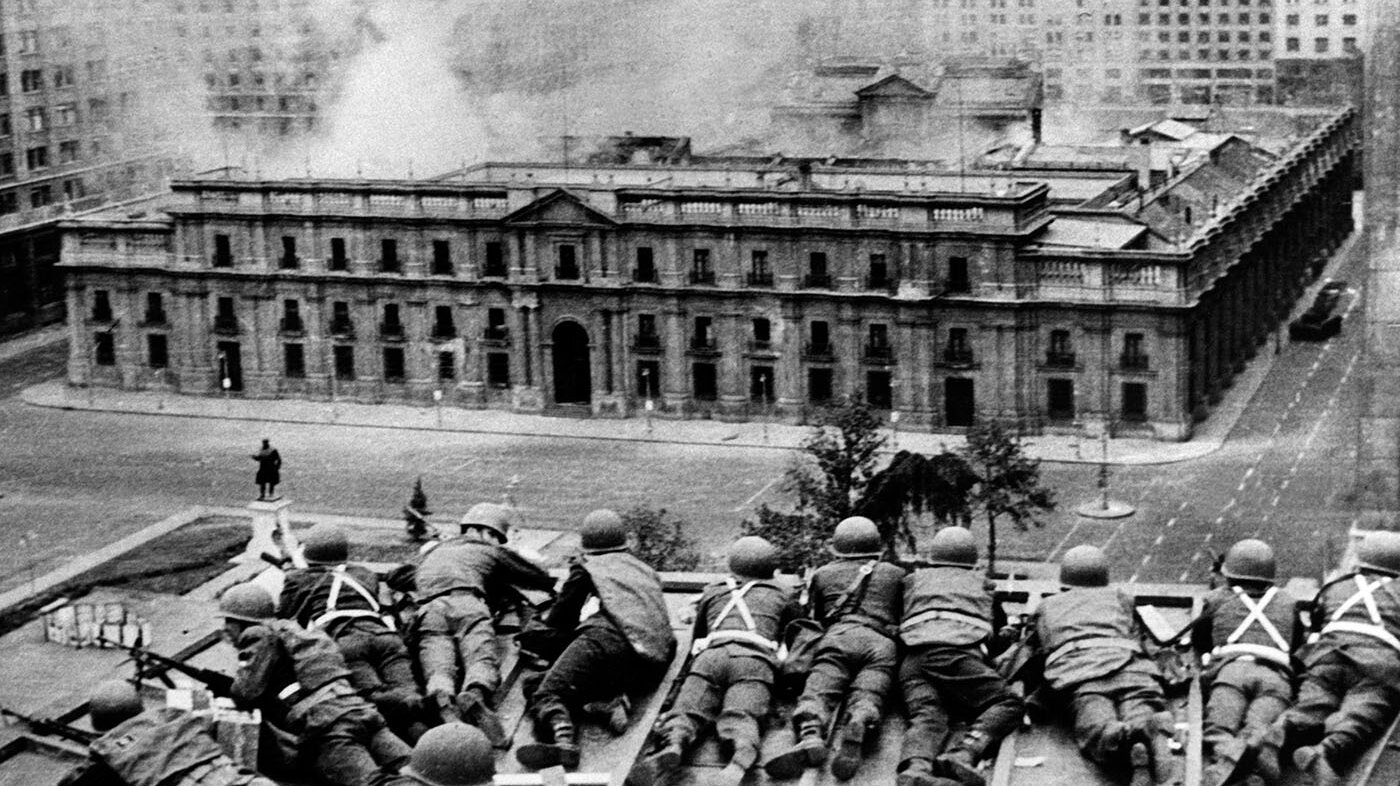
[622,505,701,571]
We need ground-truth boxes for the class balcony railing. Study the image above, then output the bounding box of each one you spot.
[1120,354,1150,371]
[380,322,406,340]
[748,339,775,353]
[143,311,168,327]
[483,327,510,343]
[746,271,774,287]
[635,334,663,351]
[941,348,975,366]
[280,317,304,334]
[689,269,716,286]
[555,265,581,281]
[804,273,833,289]
[329,320,355,338]
[866,275,897,292]
[804,342,835,360]
[213,317,239,335]
[689,337,719,354]
[864,344,895,363]
[482,263,508,278]
[1045,351,1077,368]
[278,256,299,270]
[432,324,458,340]
[633,267,658,283]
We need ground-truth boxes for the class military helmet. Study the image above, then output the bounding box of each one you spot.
[401,722,496,786]
[218,582,275,622]
[1357,531,1400,577]
[831,516,883,558]
[728,536,779,580]
[927,527,978,568]
[89,680,143,732]
[301,523,348,564]
[581,509,628,554]
[1220,538,1276,583]
[1060,545,1110,587]
[461,502,511,543]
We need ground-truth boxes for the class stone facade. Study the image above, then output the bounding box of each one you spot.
[60,109,1357,441]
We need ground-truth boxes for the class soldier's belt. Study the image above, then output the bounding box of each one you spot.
[1211,642,1292,670]
[1321,621,1400,653]
[900,609,992,635]
[312,608,390,630]
[691,630,780,657]
[1046,636,1139,666]
[418,586,489,605]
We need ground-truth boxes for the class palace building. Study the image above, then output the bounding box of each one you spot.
[58,106,1357,441]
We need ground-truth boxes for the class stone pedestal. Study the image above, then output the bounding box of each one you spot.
[237,498,292,564]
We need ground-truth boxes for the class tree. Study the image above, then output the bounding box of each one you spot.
[623,505,701,571]
[403,477,434,541]
[856,450,978,555]
[960,420,1057,577]
[743,398,888,571]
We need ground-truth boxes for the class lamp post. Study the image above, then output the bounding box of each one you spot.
[433,388,443,428]
[642,367,653,435]
[760,371,770,444]
[218,350,230,404]
[156,368,166,411]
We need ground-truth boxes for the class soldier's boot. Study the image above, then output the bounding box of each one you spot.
[1292,745,1343,786]
[1203,735,1251,786]
[458,687,509,750]
[1128,742,1154,786]
[935,729,991,786]
[1146,711,1178,784]
[582,694,631,736]
[1250,724,1285,785]
[896,758,962,786]
[832,710,877,781]
[516,714,581,770]
[424,674,460,725]
[715,740,760,786]
[627,725,689,786]
[764,718,829,780]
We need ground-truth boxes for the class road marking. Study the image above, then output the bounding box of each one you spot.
[1237,480,1248,492]
[1178,501,1190,511]
[1047,518,1086,563]
[734,475,782,511]
[1244,467,1256,480]
[1222,499,1236,512]
[1280,479,1290,489]
[1154,534,1164,546]
[1141,554,1152,567]
[1204,532,1214,543]
[1271,494,1281,507]
[1166,517,1178,528]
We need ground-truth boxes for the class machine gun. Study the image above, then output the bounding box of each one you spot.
[97,637,235,697]
[0,706,99,745]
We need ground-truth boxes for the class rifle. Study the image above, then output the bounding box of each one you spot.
[275,517,308,570]
[98,637,235,697]
[0,706,99,745]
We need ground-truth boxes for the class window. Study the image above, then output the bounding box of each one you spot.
[25,107,44,131]
[94,332,115,365]
[1286,36,1299,51]
[284,343,305,378]
[867,323,892,360]
[946,327,973,363]
[279,236,297,269]
[1047,378,1075,420]
[383,347,406,382]
[147,334,168,369]
[692,316,715,349]
[91,290,112,322]
[690,248,713,285]
[486,308,509,341]
[213,233,232,267]
[1123,332,1148,369]
[752,317,771,347]
[636,313,659,348]
[144,293,165,325]
[744,249,771,287]
[487,352,510,387]
[333,345,355,381]
[18,30,37,53]
[437,351,455,381]
[280,300,302,333]
[53,66,74,88]
[634,247,656,282]
[750,366,775,403]
[25,146,47,170]
[556,244,579,279]
[329,237,347,271]
[214,296,237,333]
[1314,37,1328,52]
[1342,13,1356,24]
[20,69,41,92]
[29,185,50,208]
[379,238,398,272]
[1286,13,1298,24]
[433,305,456,338]
[431,240,452,275]
[809,320,831,355]
[1122,382,1148,421]
[331,301,353,335]
[483,241,506,277]
[948,256,970,292]
[692,362,718,400]
[809,368,833,403]
[868,253,890,289]
[1048,329,1075,365]
[381,303,403,338]
[58,140,78,163]
[1314,13,1327,24]
[637,360,660,398]
[866,371,893,409]
[806,252,830,288]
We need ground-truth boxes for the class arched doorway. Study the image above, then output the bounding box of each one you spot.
[552,321,591,405]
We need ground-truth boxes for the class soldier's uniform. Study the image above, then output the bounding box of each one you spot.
[1029,545,1174,786]
[279,525,426,742]
[1268,532,1400,785]
[1187,539,1302,786]
[412,503,555,745]
[639,536,801,786]
[221,584,411,786]
[766,516,905,781]
[516,510,676,770]
[897,528,1023,786]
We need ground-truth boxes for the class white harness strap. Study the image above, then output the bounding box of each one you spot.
[1213,586,1291,669]
[311,566,393,630]
[1321,576,1400,653]
[691,578,779,655]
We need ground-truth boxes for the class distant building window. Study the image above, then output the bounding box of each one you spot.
[329,237,347,271]
[1122,382,1148,421]
[281,299,302,333]
[634,246,656,282]
[487,352,510,387]
[91,289,112,321]
[383,347,405,382]
[437,351,455,381]
[751,366,775,403]
[692,362,717,401]
[18,30,37,53]
[690,248,713,285]
[144,293,166,325]
[806,252,830,288]
[58,140,79,163]
[556,244,579,279]
[25,107,44,131]
[808,367,833,403]
[484,241,506,277]
[867,370,893,409]
[147,334,168,369]
[94,332,115,365]
[431,240,452,275]
[333,346,355,381]
[19,69,41,92]
[1342,13,1356,25]
[0,153,12,177]
[331,301,353,336]
[948,256,970,292]
[1047,378,1075,420]
[279,236,298,269]
[213,233,232,267]
[1314,37,1328,53]
[637,360,660,398]
[53,66,74,88]
[1314,13,1327,25]
[752,317,771,345]
[1286,37,1299,51]
[433,305,456,338]
[380,238,398,272]
[284,343,305,378]
[25,146,47,170]
[29,185,50,208]
[486,308,509,341]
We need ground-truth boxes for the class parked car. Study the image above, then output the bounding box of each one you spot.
[1290,311,1343,341]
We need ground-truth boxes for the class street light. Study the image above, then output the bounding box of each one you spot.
[642,367,653,435]
[433,388,443,428]
[760,371,770,443]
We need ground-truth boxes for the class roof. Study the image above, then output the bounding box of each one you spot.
[1036,216,1148,249]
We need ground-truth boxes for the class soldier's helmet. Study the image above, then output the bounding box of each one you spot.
[460,502,511,543]
[89,680,143,732]
[1060,545,1110,587]
[728,536,780,580]
[1220,538,1276,583]
[401,722,496,786]
[927,527,978,568]
[218,583,276,623]
[1357,531,1400,577]
[581,509,628,554]
[831,516,883,558]
[301,523,348,565]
